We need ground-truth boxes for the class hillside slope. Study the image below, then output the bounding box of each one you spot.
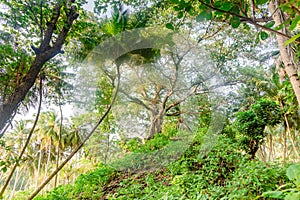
[29,131,289,200]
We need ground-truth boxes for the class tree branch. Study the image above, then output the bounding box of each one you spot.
[0,1,79,135]
[165,85,198,113]
[0,76,43,198]
[198,0,292,39]
[120,89,151,111]
[40,2,62,52]
[28,64,121,200]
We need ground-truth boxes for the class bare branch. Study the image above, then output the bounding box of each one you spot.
[165,85,198,113]
[120,89,151,111]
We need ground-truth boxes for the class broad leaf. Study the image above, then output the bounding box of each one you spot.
[284,192,300,200]
[178,11,184,19]
[220,2,232,11]
[286,164,300,186]
[230,16,240,28]
[196,10,212,22]
[166,23,175,30]
[260,31,268,40]
[263,191,284,198]
[290,15,300,31]
[255,0,268,5]
[265,21,275,28]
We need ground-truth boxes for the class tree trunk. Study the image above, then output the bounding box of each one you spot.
[249,139,259,160]
[0,79,42,198]
[148,108,165,139]
[44,139,52,185]
[269,133,273,161]
[54,99,63,188]
[283,118,287,162]
[0,2,78,136]
[269,1,300,106]
[36,147,42,189]
[8,168,20,200]
[284,114,300,160]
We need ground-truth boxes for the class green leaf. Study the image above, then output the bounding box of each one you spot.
[196,10,212,22]
[2,167,7,173]
[284,33,300,46]
[284,192,300,200]
[275,23,284,31]
[263,191,284,198]
[166,23,175,30]
[178,11,184,19]
[260,31,268,40]
[173,6,180,11]
[185,5,192,12]
[286,164,300,186]
[255,0,268,5]
[265,21,275,28]
[220,2,232,11]
[230,16,240,28]
[290,15,300,31]
[231,6,240,14]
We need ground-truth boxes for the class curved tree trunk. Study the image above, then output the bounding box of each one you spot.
[269,1,300,106]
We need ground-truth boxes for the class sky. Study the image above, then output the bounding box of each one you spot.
[9,0,96,125]
[83,0,95,12]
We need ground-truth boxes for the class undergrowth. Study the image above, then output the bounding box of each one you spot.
[28,129,288,200]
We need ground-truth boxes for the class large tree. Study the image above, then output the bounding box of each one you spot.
[160,0,300,105]
[0,0,83,136]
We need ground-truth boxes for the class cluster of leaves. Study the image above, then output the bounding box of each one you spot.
[263,164,300,200]
[111,125,188,172]
[0,44,32,104]
[33,131,288,200]
[234,98,282,158]
[118,121,178,153]
[120,134,171,153]
[163,135,287,199]
[0,139,13,173]
[34,164,117,200]
[280,0,300,46]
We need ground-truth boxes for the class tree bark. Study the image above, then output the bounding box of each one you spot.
[269,133,273,161]
[148,107,165,139]
[0,1,78,136]
[269,1,300,106]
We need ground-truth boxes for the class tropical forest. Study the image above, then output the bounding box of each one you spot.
[0,0,300,199]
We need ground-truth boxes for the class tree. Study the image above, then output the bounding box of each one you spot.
[163,0,300,106]
[235,98,282,159]
[0,0,82,136]
[114,46,210,139]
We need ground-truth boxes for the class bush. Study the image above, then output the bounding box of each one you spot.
[35,133,288,200]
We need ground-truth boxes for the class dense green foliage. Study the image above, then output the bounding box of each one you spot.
[31,130,289,200]
[0,0,299,199]
[234,99,282,158]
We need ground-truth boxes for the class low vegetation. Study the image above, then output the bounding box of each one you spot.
[30,127,291,200]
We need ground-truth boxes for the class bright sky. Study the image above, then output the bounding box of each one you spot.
[9,1,96,126]
[83,0,95,12]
